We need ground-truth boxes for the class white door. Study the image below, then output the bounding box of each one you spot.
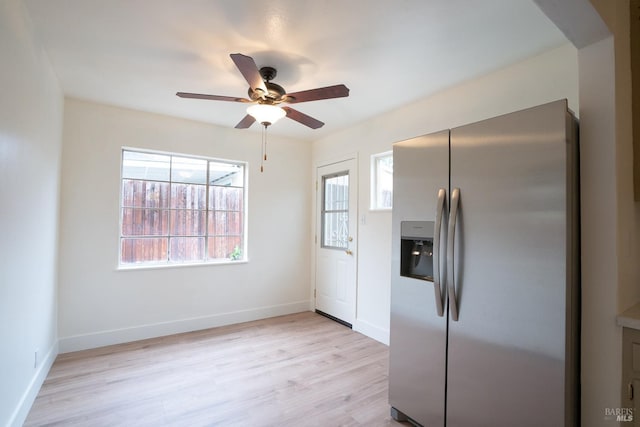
[315,158,357,326]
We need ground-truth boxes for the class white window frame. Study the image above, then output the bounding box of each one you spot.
[370,151,393,211]
[118,147,248,269]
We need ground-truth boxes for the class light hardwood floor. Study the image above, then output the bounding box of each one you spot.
[25,312,407,426]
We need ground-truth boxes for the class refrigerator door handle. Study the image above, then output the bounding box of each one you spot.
[447,187,460,321]
[432,188,446,317]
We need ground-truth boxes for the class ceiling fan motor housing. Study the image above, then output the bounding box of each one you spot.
[259,66,277,82]
[248,67,286,103]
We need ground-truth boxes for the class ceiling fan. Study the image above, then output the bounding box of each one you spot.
[176,53,350,130]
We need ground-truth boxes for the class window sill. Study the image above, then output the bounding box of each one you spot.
[369,208,392,213]
[116,259,248,272]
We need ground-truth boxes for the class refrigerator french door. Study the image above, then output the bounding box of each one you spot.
[389,99,579,427]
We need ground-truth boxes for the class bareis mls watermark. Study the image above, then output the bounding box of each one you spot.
[604,407,633,422]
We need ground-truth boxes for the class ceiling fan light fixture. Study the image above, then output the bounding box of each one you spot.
[246,104,286,126]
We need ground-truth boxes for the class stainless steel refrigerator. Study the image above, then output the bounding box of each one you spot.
[389,100,579,427]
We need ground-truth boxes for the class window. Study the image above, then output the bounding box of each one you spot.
[321,172,349,249]
[371,151,393,210]
[119,149,246,266]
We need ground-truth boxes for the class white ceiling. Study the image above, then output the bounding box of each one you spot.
[23,0,568,141]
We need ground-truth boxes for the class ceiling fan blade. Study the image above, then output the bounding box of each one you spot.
[282,107,324,129]
[284,84,350,104]
[176,92,250,103]
[230,53,268,94]
[235,114,256,129]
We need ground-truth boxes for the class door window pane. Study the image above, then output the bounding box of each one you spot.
[322,172,349,249]
[323,211,349,248]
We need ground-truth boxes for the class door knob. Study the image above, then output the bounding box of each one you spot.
[345,249,353,255]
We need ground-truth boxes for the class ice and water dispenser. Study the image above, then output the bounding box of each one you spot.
[400,221,434,281]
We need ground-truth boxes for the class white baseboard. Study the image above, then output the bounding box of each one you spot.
[58,300,311,353]
[8,341,58,427]
[354,318,389,345]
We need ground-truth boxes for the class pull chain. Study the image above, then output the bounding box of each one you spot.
[260,123,269,173]
[264,125,268,161]
[260,124,265,173]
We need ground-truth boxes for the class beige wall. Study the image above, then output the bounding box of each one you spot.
[57,99,312,351]
[578,36,621,426]
[581,1,640,424]
[0,1,63,426]
[590,0,640,313]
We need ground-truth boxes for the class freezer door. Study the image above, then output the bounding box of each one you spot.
[389,130,449,426]
[446,100,578,427]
